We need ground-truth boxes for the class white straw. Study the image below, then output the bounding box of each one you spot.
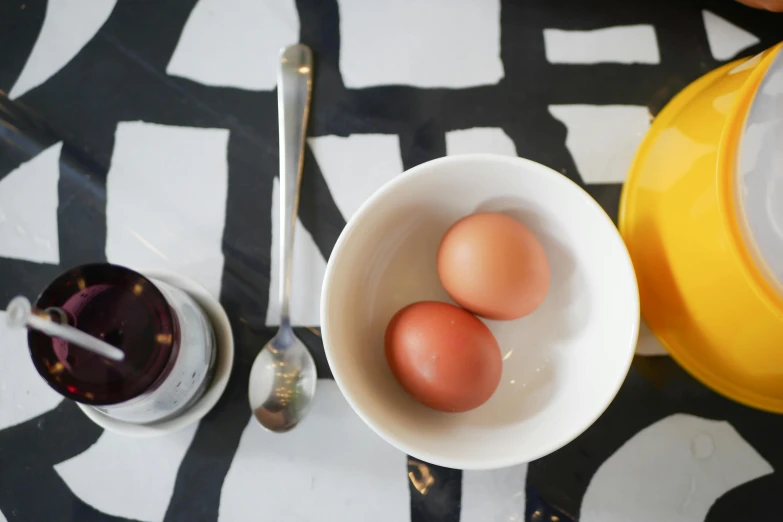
[6,296,125,361]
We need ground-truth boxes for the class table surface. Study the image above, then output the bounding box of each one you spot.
[1,1,782,521]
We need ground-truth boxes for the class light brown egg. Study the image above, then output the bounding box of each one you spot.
[437,212,550,320]
[385,301,502,413]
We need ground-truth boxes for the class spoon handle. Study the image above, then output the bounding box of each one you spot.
[277,44,313,328]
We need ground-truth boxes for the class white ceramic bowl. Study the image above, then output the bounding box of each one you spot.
[321,154,639,469]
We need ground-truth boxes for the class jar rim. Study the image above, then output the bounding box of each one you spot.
[28,263,179,406]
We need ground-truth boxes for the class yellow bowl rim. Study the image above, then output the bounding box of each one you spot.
[716,42,783,316]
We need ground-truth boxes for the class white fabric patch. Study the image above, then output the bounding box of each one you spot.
[219,380,408,522]
[338,0,503,88]
[55,425,198,522]
[10,0,116,99]
[445,127,518,157]
[105,122,229,298]
[0,311,63,430]
[166,0,299,90]
[581,414,773,522]
[543,25,660,65]
[703,10,760,62]
[548,105,651,184]
[0,142,61,264]
[265,178,326,326]
[635,320,668,356]
[461,464,528,522]
[309,134,403,220]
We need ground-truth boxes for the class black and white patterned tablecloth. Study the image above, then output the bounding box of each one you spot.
[1,1,782,521]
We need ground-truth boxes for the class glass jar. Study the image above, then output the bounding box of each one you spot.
[28,263,216,424]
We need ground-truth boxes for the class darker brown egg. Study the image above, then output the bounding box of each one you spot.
[385,301,502,413]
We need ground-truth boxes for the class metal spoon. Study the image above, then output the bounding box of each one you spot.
[248,44,316,432]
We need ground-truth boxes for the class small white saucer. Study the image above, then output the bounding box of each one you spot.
[77,269,234,438]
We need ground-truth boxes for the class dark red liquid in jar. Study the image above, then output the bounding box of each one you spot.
[29,264,178,405]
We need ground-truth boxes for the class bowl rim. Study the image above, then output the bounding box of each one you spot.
[321,153,639,469]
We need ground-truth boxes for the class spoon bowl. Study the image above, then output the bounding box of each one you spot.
[249,325,316,431]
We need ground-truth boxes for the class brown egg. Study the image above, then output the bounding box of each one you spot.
[437,212,550,320]
[385,301,502,413]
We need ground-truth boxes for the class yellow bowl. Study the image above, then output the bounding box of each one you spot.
[619,43,783,413]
